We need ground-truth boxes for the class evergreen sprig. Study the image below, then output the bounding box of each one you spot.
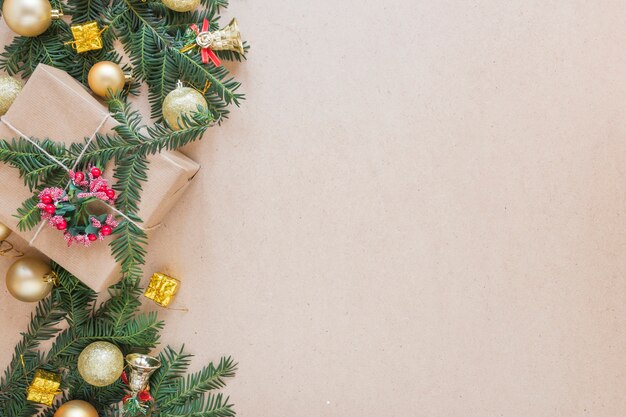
[0,265,236,417]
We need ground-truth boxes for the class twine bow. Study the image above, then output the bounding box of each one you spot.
[187,19,222,67]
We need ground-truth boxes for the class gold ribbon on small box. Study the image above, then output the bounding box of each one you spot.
[66,21,106,53]
[144,273,180,307]
[26,369,61,406]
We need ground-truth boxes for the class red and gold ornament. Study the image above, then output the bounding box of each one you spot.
[181,18,244,67]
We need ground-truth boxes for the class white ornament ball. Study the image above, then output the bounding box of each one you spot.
[77,341,124,386]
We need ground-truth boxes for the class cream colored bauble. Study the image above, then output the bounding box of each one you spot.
[2,0,53,37]
[53,400,99,417]
[78,341,124,386]
[0,76,22,116]
[162,84,208,130]
[0,222,12,241]
[162,0,199,12]
[87,61,126,98]
[6,257,53,302]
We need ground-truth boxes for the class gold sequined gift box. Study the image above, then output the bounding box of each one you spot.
[144,273,180,307]
[68,21,104,53]
[26,369,61,406]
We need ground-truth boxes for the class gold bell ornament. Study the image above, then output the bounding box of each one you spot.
[162,80,208,130]
[6,257,55,302]
[122,353,161,414]
[181,18,244,67]
[2,0,62,37]
[0,222,23,257]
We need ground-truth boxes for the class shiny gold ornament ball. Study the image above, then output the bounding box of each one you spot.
[6,257,53,302]
[87,61,125,98]
[162,0,199,12]
[54,400,99,417]
[0,222,12,241]
[0,76,22,116]
[78,341,124,386]
[2,0,52,37]
[162,86,208,130]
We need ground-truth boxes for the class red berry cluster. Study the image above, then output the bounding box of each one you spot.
[37,167,120,247]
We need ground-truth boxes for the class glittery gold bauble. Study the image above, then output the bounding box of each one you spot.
[54,400,99,417]
[162,0,199,12]
[87,61,125,98]
[0,76,22,116]
[78,341,124,387]
[162,85,208,130]
[2,0,52,37]
[0,222,12,241]
[6,257,53,302]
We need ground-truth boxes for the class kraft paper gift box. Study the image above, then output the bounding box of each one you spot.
[0,64,200,291]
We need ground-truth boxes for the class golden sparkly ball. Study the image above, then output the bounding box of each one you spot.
[78,341,124,387]
[2,0,52,37]
[0,222,12,241]
[162,0,199,12]
[87,61,125,98]
[162,86,208,130]
[54,400,99,417]
[0,76,22,116]
[6,257,53,302]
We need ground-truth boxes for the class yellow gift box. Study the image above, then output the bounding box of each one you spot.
[144,273,180,307]
[68,21,104,53]
[26,369,61,406]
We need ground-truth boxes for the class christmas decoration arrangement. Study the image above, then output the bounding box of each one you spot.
[0,0,247,414]
[0,265,237,416]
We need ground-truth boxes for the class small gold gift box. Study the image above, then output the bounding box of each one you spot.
[144,273,180,307]
[69,21,104,53]
[26,369,61,406]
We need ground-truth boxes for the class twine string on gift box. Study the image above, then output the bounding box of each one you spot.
[0,114,161,247]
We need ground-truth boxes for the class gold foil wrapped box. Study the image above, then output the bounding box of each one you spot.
[26,369,61,406]
[144,273,180,307]
[69,21,104,53]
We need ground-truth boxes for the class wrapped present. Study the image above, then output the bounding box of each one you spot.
[0,64,200,291]
[68,21,104,53]
[144,272,180,307]
[26,369,61,406]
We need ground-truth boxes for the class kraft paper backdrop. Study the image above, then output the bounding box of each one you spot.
[1,1,626,416]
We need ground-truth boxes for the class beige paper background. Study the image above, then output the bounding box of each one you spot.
[1,0,626,415]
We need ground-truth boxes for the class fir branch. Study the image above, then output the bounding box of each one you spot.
[158,357,237,409]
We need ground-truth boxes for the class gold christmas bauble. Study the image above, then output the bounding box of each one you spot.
[162,0,199,12]
[54,400,99,417]
[0,222,12,241]
[87,61,125,98]
[162,85,208,130]
[78,341,124,386]
[0,76,22,116]
[2,0,52,37]
[6,257,53,302]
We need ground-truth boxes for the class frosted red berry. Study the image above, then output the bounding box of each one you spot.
[106,189,116,199]
[40,195,52,204]
[101,225,113,236]
[44,204,56,214]
[56,220,67,230]
[91,167,102,178]
[88,234,98,241]
[75,172,85,182]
